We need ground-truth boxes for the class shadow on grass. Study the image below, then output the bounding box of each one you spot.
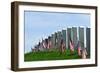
[24,49,83,62]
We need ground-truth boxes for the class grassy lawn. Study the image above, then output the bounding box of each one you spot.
[24,49,82,62]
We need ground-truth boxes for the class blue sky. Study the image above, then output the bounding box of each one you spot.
[24,11,90,53]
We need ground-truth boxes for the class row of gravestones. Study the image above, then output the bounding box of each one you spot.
[33,27,90,56]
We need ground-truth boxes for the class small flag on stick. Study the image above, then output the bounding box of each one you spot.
[69,38,74,54]
[82,48,88,59]
[77,41,82,56]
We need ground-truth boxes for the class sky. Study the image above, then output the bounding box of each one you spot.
[24,11,90,53]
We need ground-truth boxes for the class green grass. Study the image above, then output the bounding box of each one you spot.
[24,49,82,62]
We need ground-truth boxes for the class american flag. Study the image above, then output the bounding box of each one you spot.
[82,48,88,59]
[69,39,74,52]
[77,41,81,56]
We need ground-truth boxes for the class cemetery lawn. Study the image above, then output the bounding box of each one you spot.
[24,49,81,62]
